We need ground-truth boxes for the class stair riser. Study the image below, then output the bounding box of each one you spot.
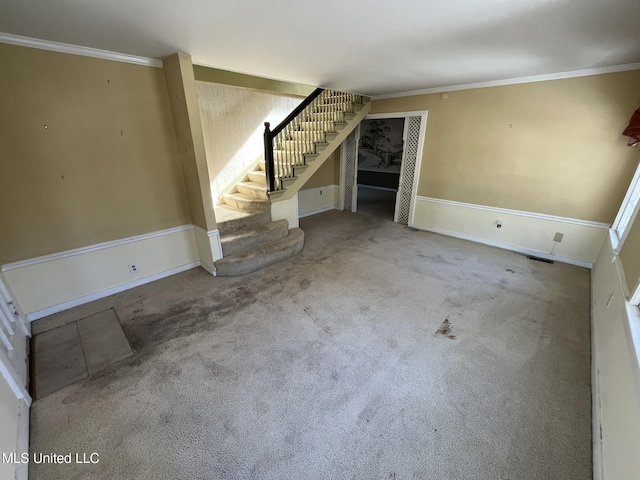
[216,210,272,235]
[289,131,325,142]
[222,195,269,212]
[278,141,315,153]
[247,171,266,185]
[215,229,305,277]
[277,142,329,155]
[221,220,289,256]
[236,184,268,200]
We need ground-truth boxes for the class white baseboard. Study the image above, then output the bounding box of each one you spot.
[193,226,222,273]
[416,224,593,268]
[299,207,337,218]
[411,197,608,267]
[25,262,201,322]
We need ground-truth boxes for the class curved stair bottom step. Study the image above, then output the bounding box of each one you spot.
[214,228,305,277]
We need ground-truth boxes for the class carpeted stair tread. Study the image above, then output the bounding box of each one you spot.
[215,205,272,235]
[215,228,304,277]
[221,219,289,256]
[222,192,269,211]
[236,181,268,200]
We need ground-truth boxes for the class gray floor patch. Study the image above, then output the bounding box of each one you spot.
[33,309,132,398]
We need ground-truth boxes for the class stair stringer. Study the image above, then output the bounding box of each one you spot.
[269,99,371,203]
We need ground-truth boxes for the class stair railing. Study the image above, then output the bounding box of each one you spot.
[263,89,362,192]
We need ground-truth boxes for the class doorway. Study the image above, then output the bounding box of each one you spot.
[340,111,427,225]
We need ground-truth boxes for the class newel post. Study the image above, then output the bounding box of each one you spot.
[263,122,276,192]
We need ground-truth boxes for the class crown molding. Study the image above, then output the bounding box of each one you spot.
[372,62,640,100]
[0,32,163,68]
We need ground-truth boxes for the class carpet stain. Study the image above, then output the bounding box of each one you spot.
[506,268,515,273]
[299,278,311,291]
[435,319,456,340]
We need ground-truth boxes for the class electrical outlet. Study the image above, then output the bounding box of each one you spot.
[553,232,564,242]
[128,263,139,274]
[320,190,323,195]
[496,220,502,228]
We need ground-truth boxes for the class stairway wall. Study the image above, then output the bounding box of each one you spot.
[196,82,304,201]
[298,152,341,217]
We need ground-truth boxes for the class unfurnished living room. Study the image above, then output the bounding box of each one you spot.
[1,1,640,479]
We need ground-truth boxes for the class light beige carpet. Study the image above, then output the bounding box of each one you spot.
[29,202,591,479]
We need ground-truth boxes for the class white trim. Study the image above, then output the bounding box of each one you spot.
[0,279,29,338]
[25,262,201,322]
[623,301,640,411]
[352,125,361,213]
[630,279,640,306]
[365,111,429,119]
[193,226,223,262]
[299,206,337,218]
[16,400,29,480]
[395,116,410,223]
[0,348,31,406]
[614,255,631,299]
[339,144,346,211]
[372,62,640,100]
[408,113,427,227]
[415,224,593,269]
[0,32,163,68]
[611,161,640,253]
[198,261,215,276]
[0,328,11,351]
[2,225,194,272]
[360,111,428,225]
[417,196,610,229]
[590,269,603,480]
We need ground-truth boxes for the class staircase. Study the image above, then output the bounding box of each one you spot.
[213,89,371,276]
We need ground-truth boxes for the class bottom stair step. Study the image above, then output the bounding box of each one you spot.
[221,219,289,256]
[215,228,305,277]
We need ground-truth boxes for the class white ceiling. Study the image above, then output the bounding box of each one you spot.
[1,0,639,96]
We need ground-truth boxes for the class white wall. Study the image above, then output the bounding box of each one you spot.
[0,376,27,480]
[271,194,299,229]
[411,196,609,267]
[593,235,640,480]
[298,185,340,218]
[0,280,30,480]
[196,82,303,201]
[1,226,205,320]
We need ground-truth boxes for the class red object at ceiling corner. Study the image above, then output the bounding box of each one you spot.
[623,107,640,146]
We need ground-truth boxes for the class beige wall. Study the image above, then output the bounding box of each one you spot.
[302,151,341,190]
[0,44,191,265]
[164,53,216,231]
[372,70,640,223]
[196,81,303,200]
[619,210,640,293]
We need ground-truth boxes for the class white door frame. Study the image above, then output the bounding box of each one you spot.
[343,111,428,224]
